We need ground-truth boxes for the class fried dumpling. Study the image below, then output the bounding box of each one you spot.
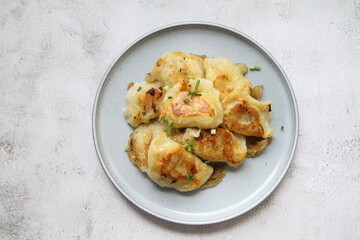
[123,82,164,127]
[127,121,166,172]
[221,90,274,138]
[159,78,223,129]
[204,57,252,100]
[147,131,213,192]
[147,52,205,87]
[171,128,247,167]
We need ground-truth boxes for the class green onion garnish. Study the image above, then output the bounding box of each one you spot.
[137,87,142,92]
[183,98,190,103]
[249,66,261,71]
[166,123,174,136]
[187,79,202,98]
[182,138,195,151]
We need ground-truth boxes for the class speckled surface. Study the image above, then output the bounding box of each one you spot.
[0,0,359,239]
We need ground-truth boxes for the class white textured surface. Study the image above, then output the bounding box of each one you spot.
[0,0,359,239]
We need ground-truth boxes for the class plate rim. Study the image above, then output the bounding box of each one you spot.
[92,21,299,225]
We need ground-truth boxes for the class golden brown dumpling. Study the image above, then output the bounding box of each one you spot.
[127,121,165,172]
[123,82,164,127]
[221,90,273,138]
[171,128,247,167]
[159,78,223,129]
[147,131,213,192]
[147,52,205,87]
[204,57,252,100]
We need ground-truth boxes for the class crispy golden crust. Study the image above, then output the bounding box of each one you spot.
[127,121,166,172]
[221,90,273,138]
[124,82,164,127]
[223,100,265,136]
[125,52,275,192]
[147,52,205,87]
[204,57,252,100]
[171,92,214,117]
[169,128,246,167]
[193,129,246,167]
[160,78,223,129]
[147,132,213,192]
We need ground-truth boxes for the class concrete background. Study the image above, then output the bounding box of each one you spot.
[1,0,359,239]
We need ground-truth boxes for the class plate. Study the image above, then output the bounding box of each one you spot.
[92,22,298,225]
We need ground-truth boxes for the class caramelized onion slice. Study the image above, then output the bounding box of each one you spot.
[246,136,272,157]
[235,63,248,75]
[250,85,264,100]
[201,163,227,189]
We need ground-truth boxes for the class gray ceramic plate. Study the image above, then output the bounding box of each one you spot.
[92,22,298,225]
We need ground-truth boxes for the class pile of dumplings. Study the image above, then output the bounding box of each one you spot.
[123,52,274,192]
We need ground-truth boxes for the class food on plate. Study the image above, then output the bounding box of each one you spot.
[123,82,164,127]
[123,51,274,192]
[170,128,246,167]
[200,163,227,189]
[250,85,264,100]
[204,57,252,100]
[127,121,165,172]
[159,78,223,129]
[246,136,272,157]
[221,90,273,138]
[235,63,248,75]
[147,131,214,192]
[147,52,205,88]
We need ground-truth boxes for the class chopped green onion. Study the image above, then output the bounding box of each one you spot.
[166,122,174,136]
[168,96,173,99]
[183,138,195,151]
[137,87,142,92]
[281,126,284,131]
[190,79,201,98]
[187,79,202,98]
[187,146,194,153]
[194,79,201,92]
[163,86,169,92]
[123,145,129,151]
[162,118,174,136]
[249,66,261,71]
[183,98,190,103]
[187,173,194,180]
[210,129,216,135]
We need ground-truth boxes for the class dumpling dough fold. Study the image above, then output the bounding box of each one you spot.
[221,90,273,138]
[124,82,164,127]
[147,132,213,192]
[159,78,223,129]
